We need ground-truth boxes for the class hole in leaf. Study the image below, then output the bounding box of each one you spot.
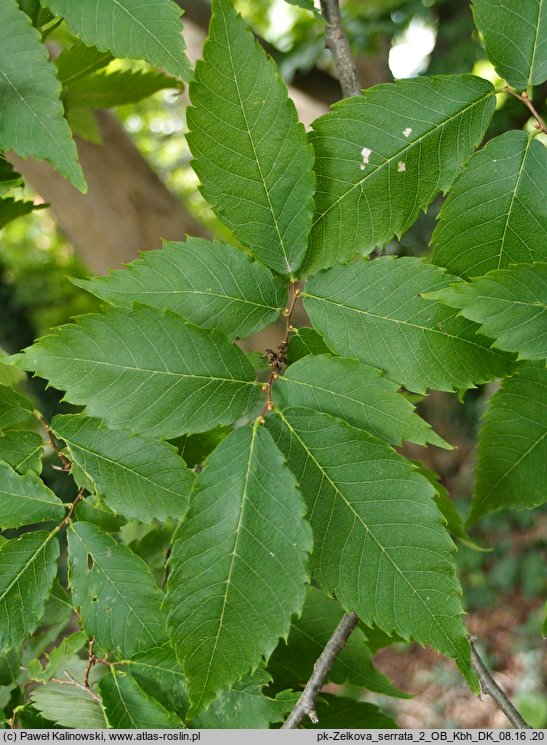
[87,554,94,570]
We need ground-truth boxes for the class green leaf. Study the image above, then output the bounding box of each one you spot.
[431,131,547,278]
[274,355,449,448]
[0,461,64,529]
[0,0,85,191]
[0,197,42,230]
[470,363,547,522]
[176,427,232,469]
[0,346,25,387]
[187,0,315,275]
[191,669,298,728]
[100,669,183,728]
[471,0,547,88]
[285,0,324,21]
[0,156,23,196]
[303,694,398,729]
[28,631,87,683]
[267,587,406,697]
[0,385,34,432]
[304,257,513,394]
[167,423,312,713]
[426,263,547,362]
[0,430,43,473]
[303,75,495,275]
[52,414,194,523]
[31,682,107,728]
[64,68,184,110]
[16,304,260,439]
[286,327,333,365]
[127,644,188,720]
[266,407,477,690]
[68,521,168,658]
[0,531,60,653]
[44,0,191,81]
[56,42,112,86]
[75,238,287,340]
[65,107,102,144]
[74,496,127,533]
[0,647,20,685]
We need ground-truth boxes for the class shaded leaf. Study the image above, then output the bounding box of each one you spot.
[74,496,127,533]
[0,461,63,529]
[267,587,406,697]
[31,683,106,728]
[75,238,287,340]
[187,0,315,275]
[68,521,168,658]
[56,41,112,86]
[191,669,298,728]
[274,354,448,448]
[304,694,398,729]
[431,131,547,278]
[52,414,194,523]
[471,0,547,88]
[27,631,87,683]
[0,197,42,230]
[303,75,495,275]
[44,0,191,81]
[175,427,232,469]
[304,257,513,394]
[266,407,477,690]
[0,385,33,431]
[0,0,85,191]
[167,424,312,713]
[64,68,184,110]
[127,644,188,720]
[286,328,333,365]
[0,430,43,473]
[15,304,260,439]
[426,263,547,362]
[100,669,183,728]
[0,531,60,653]
[470,363,547,522]
[0,156,23,196]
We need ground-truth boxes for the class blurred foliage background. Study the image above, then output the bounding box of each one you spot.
[1,0,545,727]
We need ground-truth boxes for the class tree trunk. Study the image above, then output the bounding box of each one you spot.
[10,111,209,275]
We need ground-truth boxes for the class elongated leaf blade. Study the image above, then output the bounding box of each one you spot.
[0,461,63,528]
[0,430,43,473]
[266,407,477,690]
[52,414,194,523]
[0,197,38,230]
[16,305,260,439]
[303,75,495,275]
[275,355,448,448]
[31,683,107,728]
[68,521,168,658]
[471,0,547,88]
[470,364,547,522]
[0,531,60,653]
[44,0,191,81]
[127,644,188,720]
[64,69,184,110]
[192,669,298,728]
[0,0,85,191]
[427,263,547,361]
[75,238,287,340]
[187,0,315,275]
[0,384,33,432]
[167,424,312,713]
[304,257,513,394]
[267,587,405,697]
[431,131,547,278]
[56,41,112,86]
[100,669,183,728]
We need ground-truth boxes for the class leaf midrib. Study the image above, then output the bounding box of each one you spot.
[276,410,468,671]
[312,89,493,228]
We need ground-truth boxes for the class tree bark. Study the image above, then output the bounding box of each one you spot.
[10,111,209,275]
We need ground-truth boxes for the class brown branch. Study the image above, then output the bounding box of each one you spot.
[257,284,300,422]
[469,637,531,729]
[282,611,359,728]
[505,86,547,134]
[36,412,71,471]
[83,637,96,688]
[319,0,362,98]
